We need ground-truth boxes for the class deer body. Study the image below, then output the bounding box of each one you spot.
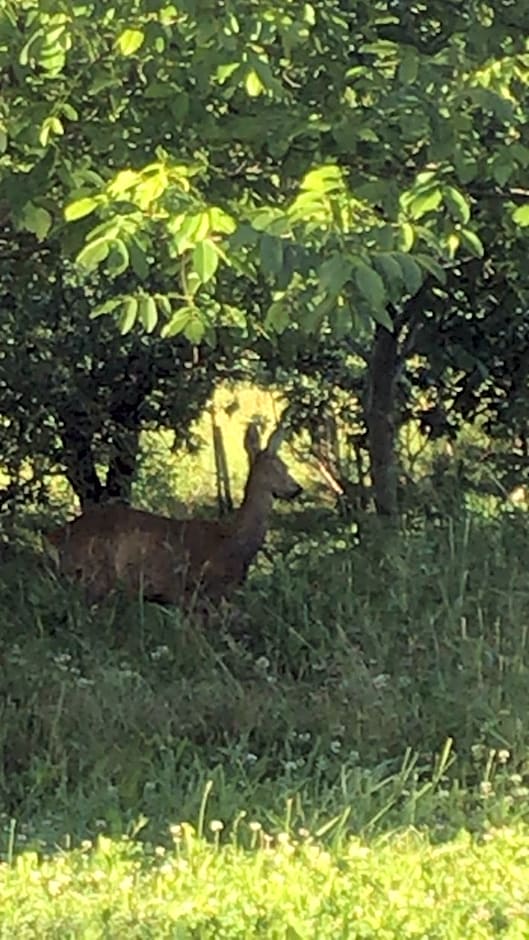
[46,421,302,606]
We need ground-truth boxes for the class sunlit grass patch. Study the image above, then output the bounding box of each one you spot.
[1,824,527,937]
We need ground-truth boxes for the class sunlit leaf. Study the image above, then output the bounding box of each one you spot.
[512,204,529,227]
[161,306,194,338]
[459,229,484,258]
[192,239,219,283]
[116,29,145,56]
[118,296,138,334]
[64,196,101,222]
[443,187,470,224]
[138,296,158,333]
[76,237,111,271]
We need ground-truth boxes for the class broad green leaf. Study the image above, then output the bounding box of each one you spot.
[354,261,386,310]
[245,70,264,96]
[398,47,419,84]
[22,204,52,241]
[155,295,172,317]
[134,171,167,209]
[215,62,239,84]
[446,233,460,259]
[184,316,206,343]
[161,306,194,338]
[116,29,144,56]
[443,187,470,224]
[64,196,101,221]
[129,240,150,279]
[371,305,394,332]
[76,237,111,271]
[399,222,415,251]
[415,253,447,285]
[105,238,130,276]
[172,212,210,253]
[329,304,352,339]
[108,169,140,197]
[318,254,351,294]
[512,204,529,227]
[208,207,236,234]
[259,235,284,277]
[300,165,343,193]
[118,297,138,334]
[373,254,404,291]
[408,188,442,220]
[192,239,219,283]
[90,297,123,319]
[138,296,158,333]
[459,229,484,258]
[397,254,423,295]
[492,157,513,186]
[264,301,289,333]
[0,126,7,154]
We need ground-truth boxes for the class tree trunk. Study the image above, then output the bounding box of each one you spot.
[366,325,399,516]
[59,404,103,508]
[105,425,141,504]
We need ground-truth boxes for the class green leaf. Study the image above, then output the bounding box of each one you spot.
[90,298,123,319]
[459,229,484,258]
[129,240,150,279]
[259,235,284,277]
[398,47,419,84]
[105,238,129,276]
[161,306,194,338]
[116,29,145,56]
[264,300,289,333]
[184,316,206,344]
[408,188,442,220]
[192,239,219,283]
[354,261,387,310]
[373,254,404,291]
[118,297,138,334]
[245,70,264,96]
[208,207,236,234]
[21,203,52,241]
[172,212,210,253]
[512,204,529,227]
[300,165,343,194]
[397,254,423,295]
[415,253,447,285]
[64,196,101,221]
[138,296,158,333]
[371,306,394,332]
[76,237,111,271]
[443,187,470,224]
[399,222,415,251]
[318,254,351,294]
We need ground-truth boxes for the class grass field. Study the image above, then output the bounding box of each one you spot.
[2,387,529,935]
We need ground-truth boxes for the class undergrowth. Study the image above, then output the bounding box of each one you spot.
[1,508,529,854]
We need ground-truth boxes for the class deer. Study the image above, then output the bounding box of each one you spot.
[45,419,303,609]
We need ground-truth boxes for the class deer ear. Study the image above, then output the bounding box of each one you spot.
[265,425,285,455]
[244,422,261,463]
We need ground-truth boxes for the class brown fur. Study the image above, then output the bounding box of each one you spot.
[46,421,302,606]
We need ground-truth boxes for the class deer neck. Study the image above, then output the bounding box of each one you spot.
[227,476,274,559]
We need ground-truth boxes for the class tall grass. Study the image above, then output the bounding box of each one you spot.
[2,506,529,854]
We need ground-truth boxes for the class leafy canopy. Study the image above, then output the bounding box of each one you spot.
[2,0,529,342]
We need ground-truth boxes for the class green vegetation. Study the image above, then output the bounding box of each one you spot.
[3,0,529,933]
[2,826,529,937]
[3,492,529,932]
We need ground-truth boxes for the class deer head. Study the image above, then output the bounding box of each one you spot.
[243,420,303,501]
